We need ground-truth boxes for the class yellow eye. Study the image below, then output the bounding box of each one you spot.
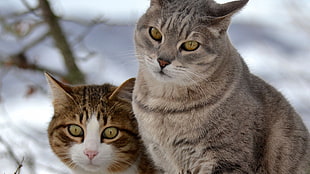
[181,41,200,51]
[149,27,162,41]
[102,127,119,139]
[68,125,84,137]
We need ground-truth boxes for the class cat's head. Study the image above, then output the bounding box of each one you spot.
[46,73,138,173]
[135,0,248,85]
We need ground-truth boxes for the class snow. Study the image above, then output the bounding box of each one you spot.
[0,0,309,173]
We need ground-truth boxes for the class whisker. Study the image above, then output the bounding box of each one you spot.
[109,157,139,173]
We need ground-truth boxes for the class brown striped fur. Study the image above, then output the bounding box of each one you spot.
[46,73,157,174]
[133,0,310,173]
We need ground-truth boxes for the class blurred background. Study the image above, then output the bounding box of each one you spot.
[0,0,309,173]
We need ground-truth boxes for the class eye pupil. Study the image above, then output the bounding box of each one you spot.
[182,41,199,51]
[68,125,84,137]
[102,127,119,139]
[149,27,162,41]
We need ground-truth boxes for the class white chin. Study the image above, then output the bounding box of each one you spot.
[79,163,102,173]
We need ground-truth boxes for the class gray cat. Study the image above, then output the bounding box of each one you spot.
[132,0,310,173]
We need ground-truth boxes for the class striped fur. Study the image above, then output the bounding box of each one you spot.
[46,74,157,174]
[133,0,310,173]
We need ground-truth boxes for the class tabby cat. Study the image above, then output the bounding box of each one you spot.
[133,0,310,173]
[45,73,157,174]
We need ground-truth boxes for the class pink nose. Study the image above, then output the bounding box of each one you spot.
[83,149,98,160]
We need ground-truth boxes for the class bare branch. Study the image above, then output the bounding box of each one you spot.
[1,53,65,78]
[61,16,108,27]
[21,0,39,12]
[38,0,85,84]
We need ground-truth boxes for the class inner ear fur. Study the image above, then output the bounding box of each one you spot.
[45,72,76,107]
[215,0,249,18]
[207,0,249,34]
[108,78,136,103]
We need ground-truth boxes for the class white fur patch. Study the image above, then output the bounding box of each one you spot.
[70,116,114,173]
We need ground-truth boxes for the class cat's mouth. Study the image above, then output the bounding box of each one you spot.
[157,70,172,78]
[147,61,174,80]
[159,70,168,76]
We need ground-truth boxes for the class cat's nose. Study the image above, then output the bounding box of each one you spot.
[84,149,98,160]
[157,58,171,69]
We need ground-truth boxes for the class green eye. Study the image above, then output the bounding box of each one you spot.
[68,125,84,137]
[149,27,162,41]
[102,127,119,139]
[181,41,200,51]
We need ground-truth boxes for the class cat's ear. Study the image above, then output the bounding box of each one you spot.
[208,0,248,34]
[109,78,135,103]
[45,72,75,106]
[215,0,249,18]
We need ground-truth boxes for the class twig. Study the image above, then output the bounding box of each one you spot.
[14,158,24,174]
[19,30,49,53]
[71,22,97,46]
[21,0,38,12]
[61,16,108,27]
[0,58,65,79]
[0,52,66,82]
[20,0,40,17]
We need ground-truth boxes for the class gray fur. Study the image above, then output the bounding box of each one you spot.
[133,0,310,173]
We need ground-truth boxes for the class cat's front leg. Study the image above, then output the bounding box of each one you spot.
[185,161,249,174]
[188,163,214,174]
[184,167,248,174]
[188,158,253,174]
[177,167,212,174]
[148,143,179,173]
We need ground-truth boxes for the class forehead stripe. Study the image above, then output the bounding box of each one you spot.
[97,112,101,122]
[79,113,83,124]
[119,128,138,137]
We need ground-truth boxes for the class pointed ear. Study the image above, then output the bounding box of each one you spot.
[45,72,75,107]
[208,0,248,35]
[216,0,249,17]
[108,78,135,103]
